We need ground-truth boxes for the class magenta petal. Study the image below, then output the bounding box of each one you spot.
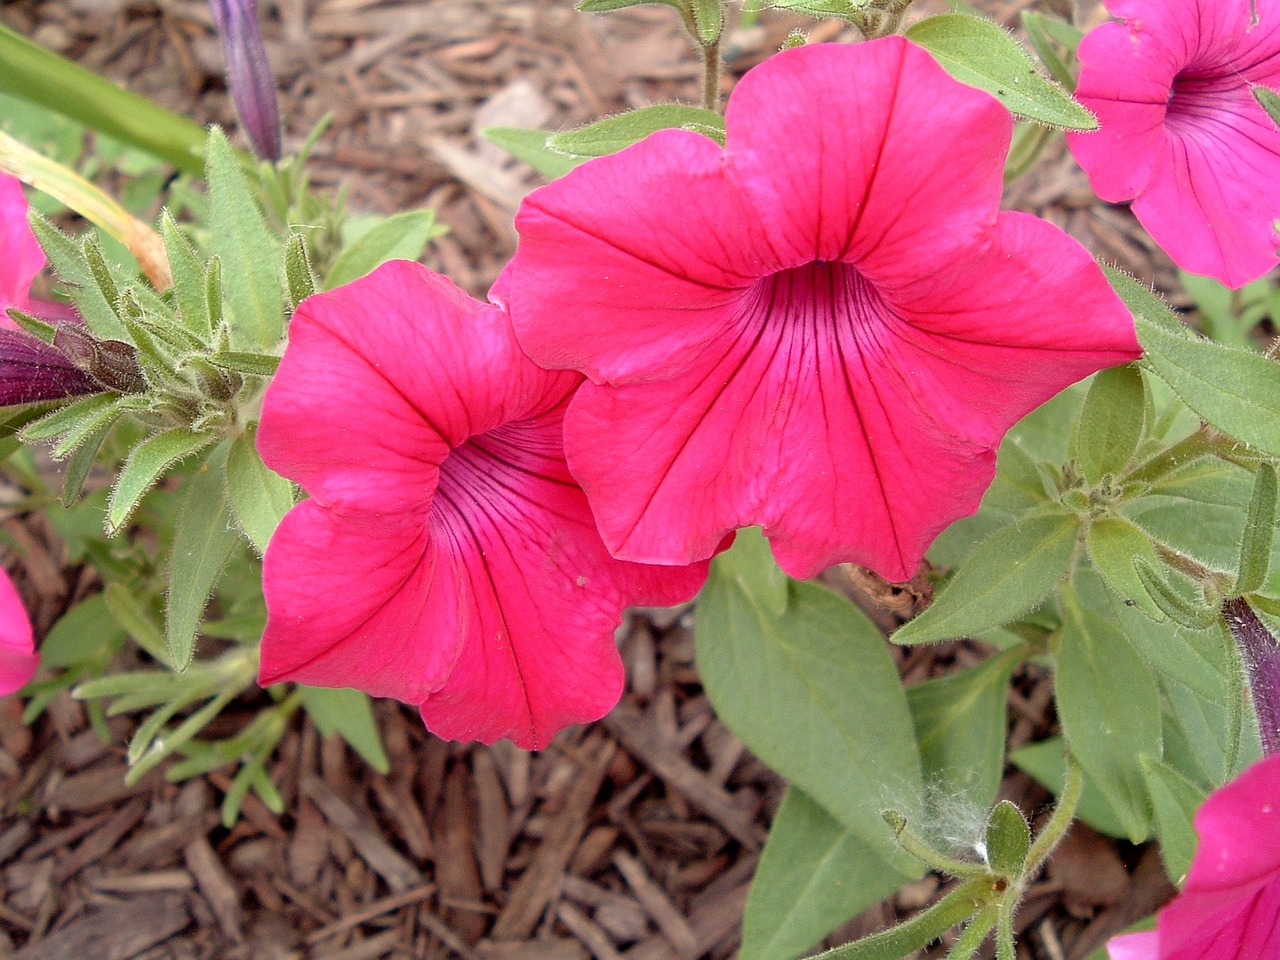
[1069,0,1280,286]
[724,38,1009,278]
[1106,931,1159,960]
[0,174,45,319]
[260,261,707,748]
[0,568,35,695]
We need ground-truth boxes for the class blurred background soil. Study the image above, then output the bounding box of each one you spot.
[0,0,1184,957]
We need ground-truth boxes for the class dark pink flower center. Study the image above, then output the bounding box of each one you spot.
[738,260,889,334]
[1167,70,1249,138]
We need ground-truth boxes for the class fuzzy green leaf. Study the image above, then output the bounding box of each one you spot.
[1139,754,1206,885]
[1238,463,1277,594]
[161,212,211,340]
[1086,517,1166,622]
[207,128,284,347]
[689,0,723,44]
[166,446,240,670]
[324,210,444,290]
[1254,85,1280,128]
[894,511,1079,645]
[298,686,390,774]
[549,105,726,158]
[481,127,585,179]
[1077,364,1145,484]
[985,801,1031,878]
[907,14,1096,129]
[108,428,215,534]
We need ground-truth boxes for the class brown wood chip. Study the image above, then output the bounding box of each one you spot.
[302,773,424,894]
[11,891,189,960]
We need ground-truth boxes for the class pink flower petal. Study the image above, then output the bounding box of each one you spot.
[508,38,1139,582]
[1069,0,1280,287]
[0,174,44,320]
[0,568,35,695]
[260,261,707,748]
[1107,931,1160,960]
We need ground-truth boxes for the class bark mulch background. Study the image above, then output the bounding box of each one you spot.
[0,1,1188,958]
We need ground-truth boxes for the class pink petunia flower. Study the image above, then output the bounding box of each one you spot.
[1108,753,1280,960]
[256,261,708,750]
[1068,0,1280,288]
[0,567,36,696]
[0,173,51,322]
[501,38,1141,583]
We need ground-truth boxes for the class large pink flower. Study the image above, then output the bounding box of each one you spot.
[1067,0,1280,288]
[501,38,1141,582]
[0,173,47,320]
[1108,753,1280,960]
[257,261,707,750]
[0,568,36,696]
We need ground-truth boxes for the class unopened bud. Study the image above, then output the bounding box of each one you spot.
[209,0,283,161]
[1223,596,1280,757]
[53,325,146,394]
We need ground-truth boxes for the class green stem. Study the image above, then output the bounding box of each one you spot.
[883,811,991,879]
[702,41,721,112]
[1125,426,1216,485]
[1025,752,1084,872]
[944,908,998,960]
[0,24,207,175]
[995,897,1016,960]
[808,880,995,960]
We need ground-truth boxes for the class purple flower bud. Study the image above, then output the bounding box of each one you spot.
[0,329,103,406]
[209,0,282,162]
[1224,596,1280,757]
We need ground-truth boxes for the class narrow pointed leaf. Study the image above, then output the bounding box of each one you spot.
[297,686,390,774]
[481,127,584,179]
[741,787,914,960]
[549,105,726,158]
[167,445,240,670]
[1139,754,1206,885]
[205,350,279,376]
[324,210,443,289]
[108,428,215,534]
[161,213,212,339]
[282,232,316,308]
[21,393,120,442]
[60,419,111,507]
[207,128,283,347]
[895,512,1079,645]
[28,214,124,338]
[906,14,1096,130]
[1237,463,1277,594]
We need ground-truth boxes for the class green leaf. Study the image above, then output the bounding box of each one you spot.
[19,392,120,447]
[697,538,923,863]
[1254,85,1280,128]
[1086,517,1165,621]
[166,445,240,669]
[205,351,280,377]
[161,212,211,340]
[907,648,1019,810]
[1056,589,1161,841]
[1109,267,1280,457]
[1076,364,1145,484]
[1238,463,1277,594]
[740,787,914,960]
[1134,559,1217,629]
[1019,11,1080,89]
[549,105,726,159]
[895,512,1079,645]
[282,232,316,310]
[1010,737,1129,839]
[39,594,125,668]
[60,419,111,506]
[906,14,1097,130]
[578,0,684,11]
[207,128,284,347]
[226,424,294,554]
[985,801,1030,878]
[1139,754,1206,885]
[103,582,169,666]
[27,214,124,339]
[298,686,390,774]
[107,428,215,535]
[324,210,443,289]
[481,127,585,179]
[770,0,859,19]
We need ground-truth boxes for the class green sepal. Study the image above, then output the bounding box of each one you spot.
[1134,558,1218,629]
[225,424,295,554]
[906,14,1097,130]
[894,510,1079,645]
[1254,85,1280,128]
[205,257,225,333]
[28,213,124,339]
[1076,364,1145,484]
[204,351,280,377]
[7,308,57,344]
[984,801,1030,879]
[81,235,121,318]
[549,105,727,159]
[207,128,284,348]
[1085,517,1166,622]
[282,232,316,311]
[166,443,241,670]
[107,428,215,534]
[21,392,120,443]
[1237,462,1277,594]
[161,212,212,340]
[48,396,123,460]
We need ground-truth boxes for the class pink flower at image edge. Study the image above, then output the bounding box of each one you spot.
[1109,753,1280,959]
[1068,0,1280,288]
[0,568,36,696]
[501,37,1141,583]
[256,262,708,750]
